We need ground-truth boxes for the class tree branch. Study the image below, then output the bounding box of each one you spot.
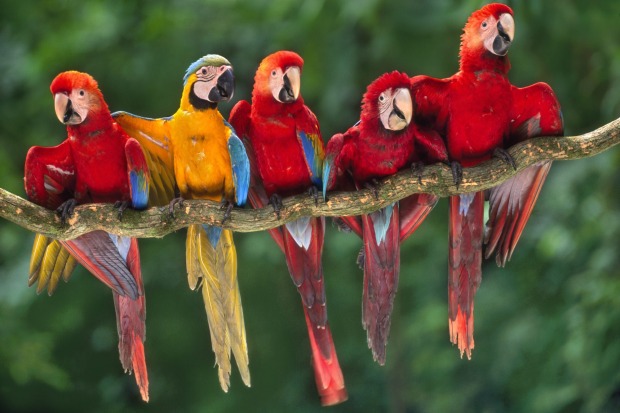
[2,117,619,240]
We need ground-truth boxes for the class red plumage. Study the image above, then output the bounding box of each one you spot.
[24,71,150,400]
[324,71,444,364]
[410,3,563,358]
[229,51,347,405]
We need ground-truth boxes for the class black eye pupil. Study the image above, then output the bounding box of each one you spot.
[482,22,487,27]
[202,68,206,74]
[79,90,84,96]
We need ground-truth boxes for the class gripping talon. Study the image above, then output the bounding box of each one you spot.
[332,217,352,233]
[356,247,365,270]
[364,179,380,200]
[308,186,319,206]
[450,161,463,189]
[411,162,425,185]
[269,194,283,219]
[221,200,234,224]
[56,198,77,223]
[113,200,131,221]
[493,147,517,170]
[168,197,185,218]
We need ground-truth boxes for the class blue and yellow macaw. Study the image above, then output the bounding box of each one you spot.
[113,54,251,392]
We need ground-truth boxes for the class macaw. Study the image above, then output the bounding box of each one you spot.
[229,51,347,406]
[322,71,447,365]
[24,71,151,401]
[409,3,564,358]
[113,54,251,392]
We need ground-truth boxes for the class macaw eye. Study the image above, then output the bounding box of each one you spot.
[271,70,277,77]
[481,21,488,29]
[379,93,386,103]
[79,90,85,96]
[201,68,207,75]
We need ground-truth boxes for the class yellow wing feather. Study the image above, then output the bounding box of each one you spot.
[113,111,177,206]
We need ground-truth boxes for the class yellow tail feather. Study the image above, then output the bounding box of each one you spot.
[186,225,250,391]
[29,234,78,295]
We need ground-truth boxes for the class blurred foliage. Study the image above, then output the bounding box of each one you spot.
[1,0,619,412]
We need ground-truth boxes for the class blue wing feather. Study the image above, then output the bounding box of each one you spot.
[225,122,250,207]
[298,130,323,188]
[130,171,149,209]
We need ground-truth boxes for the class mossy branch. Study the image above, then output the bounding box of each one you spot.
[1,117,619,240]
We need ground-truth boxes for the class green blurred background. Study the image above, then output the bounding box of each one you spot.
[1,0,619,412]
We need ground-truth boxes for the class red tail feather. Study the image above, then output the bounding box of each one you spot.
[304,309,347,406]
[448,192,484,359]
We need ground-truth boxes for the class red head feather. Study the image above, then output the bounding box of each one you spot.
[251,50,305,116]
[50,71,112,133]
[360,71,412,139]
[460,3,513,73]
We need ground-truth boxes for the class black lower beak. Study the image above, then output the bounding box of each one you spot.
[493,22,512,56]
[63,99,74,123]
[278,74,296,103]
[208,68,235,102]
[392,99,406,121]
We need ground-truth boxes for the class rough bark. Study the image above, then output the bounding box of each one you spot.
[1,117,619,240]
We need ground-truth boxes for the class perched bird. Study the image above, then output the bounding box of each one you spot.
[229,51,347,406]
[323,71,447,365]
[24,71,151,401]
[114,55,251,392]
[410,3,564,358]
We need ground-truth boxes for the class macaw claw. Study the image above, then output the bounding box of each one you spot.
[308,186,320,206]
[449,161,463,189]
[168,196,185,218]
[56,198,77,223]
[364,179,380,200]
[113,200,131,221]
[269,194,283,219]
[411,162,425,185]
[493,147,517,170]
[332,217,352,233]
[220,199,234,224]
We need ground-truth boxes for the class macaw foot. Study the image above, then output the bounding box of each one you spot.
[308,186,320,206]
[56,198,77,223]
[364,179,380,200]
[113,200,131,221]
[332,217,352,233]
[448,161,463,189]
[411,161,425,185]
[220,199,234,224]
[269,194,283,220]
[493,147,517,170]
[168,197,185,218]
[356,247,365,270]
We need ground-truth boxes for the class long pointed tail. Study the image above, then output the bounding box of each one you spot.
[361,203,400,365]
[187,225,250,392]
[448,192,484,359]
[112,236,149,402]
[281,217,347,405]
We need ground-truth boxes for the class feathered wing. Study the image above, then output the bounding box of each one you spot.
[485,83,564,266]
[187,225,250,392]
[399,194,439,242]
[225,126,250,207]
[448,192,484,359]
[24,142,79,295]
[296,106,325,187]
[410,75,452,123]
[113,111,176,206]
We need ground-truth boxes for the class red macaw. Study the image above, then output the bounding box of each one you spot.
[410,3,564,358]
[229,51,347,406]
[24,71,151,401]
[322,71,447,365]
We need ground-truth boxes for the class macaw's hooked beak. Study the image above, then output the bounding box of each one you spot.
[493,13,514,56]
[380,88,413,132]
[208,66,235,102]
[279,66,300,103]
[54,93,86,125]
